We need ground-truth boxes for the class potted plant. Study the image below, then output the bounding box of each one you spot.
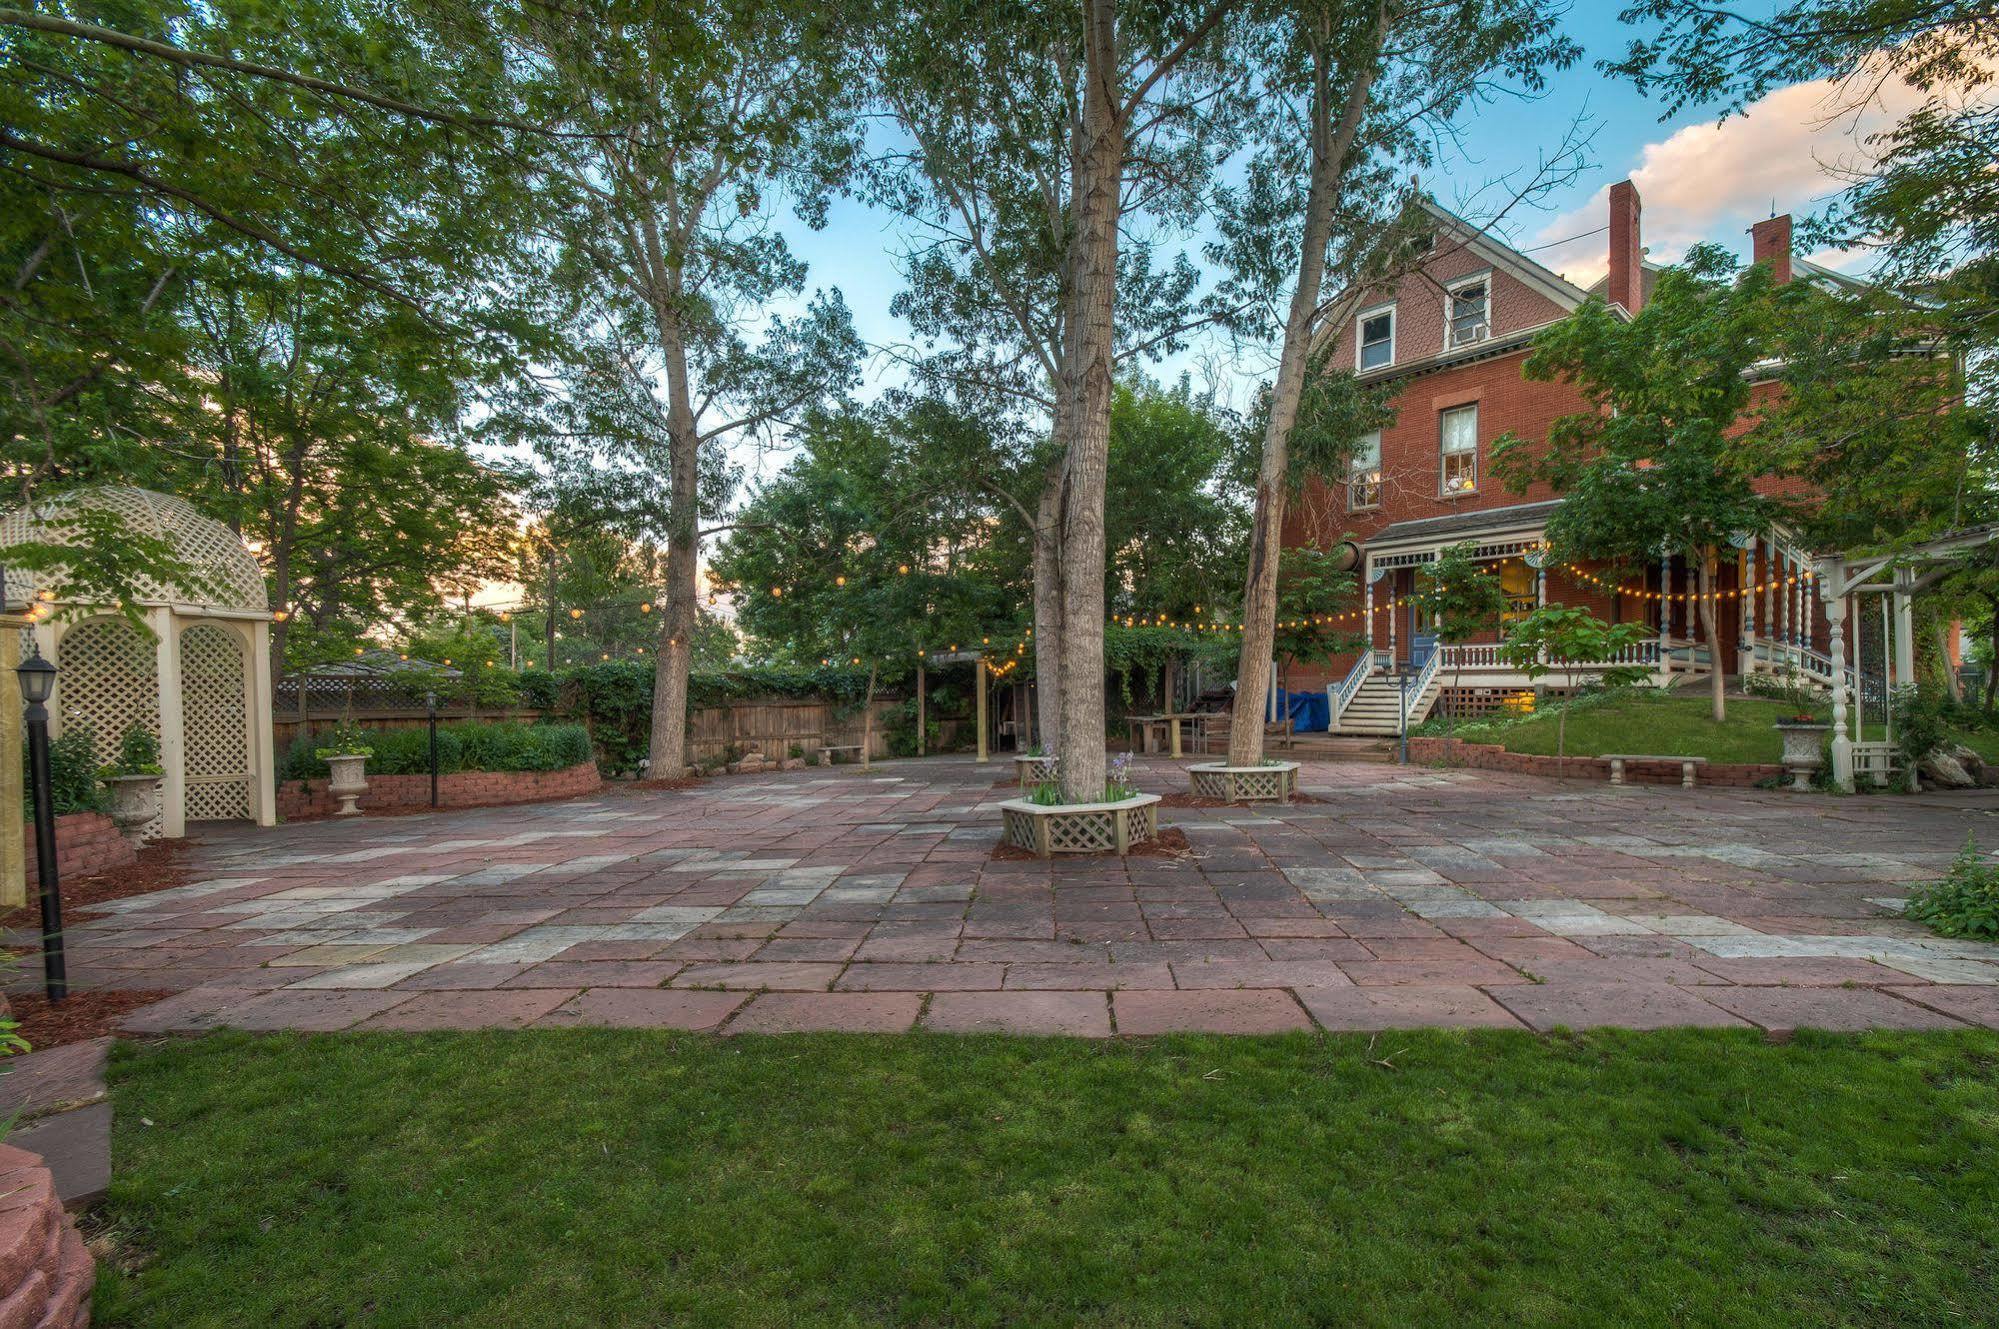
[1766,666,1829,790]
[314,720,374,817]
[98,722,164,843]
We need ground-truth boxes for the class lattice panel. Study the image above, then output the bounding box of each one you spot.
[0,486,266,611]
[56,619,160,768]
[180,624,250,822]
[57,617,162,838]
[1002,802,1159,857]
[1190,767,1294,802]
[1015,756,1058,788]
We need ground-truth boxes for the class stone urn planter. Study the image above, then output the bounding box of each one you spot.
[102,773,162,844]
[325,753,370,816]
[1773,721,1829,791]
[1187,761,1300,803]
[999,793,1160,858]
[1014,753,1059,788]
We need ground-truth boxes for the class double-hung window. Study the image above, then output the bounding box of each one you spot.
[1348,430,1382,512]
[1440,404,1478,495]
[1357,306,1394,371]
[1446,276,1490,348]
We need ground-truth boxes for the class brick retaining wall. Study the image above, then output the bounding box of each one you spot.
[23,812,136,881]
[0,1143,93,1328]
[278,760,602,819]
[1408,737,1785,788]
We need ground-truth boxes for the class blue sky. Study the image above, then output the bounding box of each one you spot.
[777,2,1890,424]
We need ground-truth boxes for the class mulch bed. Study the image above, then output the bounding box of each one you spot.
[0,839,195,931]
[631,777,711,792]
[7,989,171,1049]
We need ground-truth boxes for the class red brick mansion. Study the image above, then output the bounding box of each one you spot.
[1287,180,1858,735]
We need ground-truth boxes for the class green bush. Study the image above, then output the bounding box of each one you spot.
[1905,836,1999,940]
[33,725,106,816]
[280,722,592,781]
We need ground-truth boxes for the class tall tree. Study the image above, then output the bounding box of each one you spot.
[1493,248,1789,722]
[498,0,863,777]
[865,0,1241,762]
[1219,0,1579,767]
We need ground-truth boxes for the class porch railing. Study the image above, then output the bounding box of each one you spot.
[1328,653,1373,731]
[1435,640,1661,672]
[1399,645,1443,732]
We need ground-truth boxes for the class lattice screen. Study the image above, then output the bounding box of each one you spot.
[57,617,162,836]
[180,624,251,822]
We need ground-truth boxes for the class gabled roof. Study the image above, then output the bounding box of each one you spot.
[1413,198,1597,314]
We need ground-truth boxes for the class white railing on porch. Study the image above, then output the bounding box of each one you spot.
[1328,654,1373,730]
[1400,645,1443,732]
[1435,640,1661,672]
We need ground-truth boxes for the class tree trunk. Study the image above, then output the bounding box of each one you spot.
[1032,464,1065,753]
[543,544,558,672]
[863,661,878,769]
[1053,0,1121,804]
[648,315,701,779]
[1696,548,1726,722]
[1936,622,1962,701]
[1227,17,1383,767]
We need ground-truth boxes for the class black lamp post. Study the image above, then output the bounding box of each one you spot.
[425,689,439,808]
[18,650,66,1002]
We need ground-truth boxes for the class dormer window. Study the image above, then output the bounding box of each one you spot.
[1357,306,1395,371]
[1446,275,1490,348]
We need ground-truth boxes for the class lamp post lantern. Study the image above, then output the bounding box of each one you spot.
[18,650,65,1002]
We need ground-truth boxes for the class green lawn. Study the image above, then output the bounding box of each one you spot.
[1424,689,1939,765]
[95,1029,1999,1328]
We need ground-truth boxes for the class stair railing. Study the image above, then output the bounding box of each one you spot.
[1328,654,1374,733]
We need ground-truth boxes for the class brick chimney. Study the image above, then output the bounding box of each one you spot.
[1750,213,1793,284]
[1606,179,1643,314]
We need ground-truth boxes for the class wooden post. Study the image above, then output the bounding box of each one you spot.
[0,614,26,907]
[975,657,988,763]
[915,660,926,757]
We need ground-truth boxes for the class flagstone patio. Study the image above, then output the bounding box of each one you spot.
[27,756,1999,1036]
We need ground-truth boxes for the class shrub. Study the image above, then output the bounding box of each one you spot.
[33,726,106,816]
[104,722,164,777]
[281,722,592,780]
[1905,836,1999,940]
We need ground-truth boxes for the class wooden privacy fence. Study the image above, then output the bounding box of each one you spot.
[275,695,919,765]
[686,697,902,764]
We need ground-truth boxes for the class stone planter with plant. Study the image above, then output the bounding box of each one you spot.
[315,721,375,817]
[1764,665,1829,790]
[98,722,164,844]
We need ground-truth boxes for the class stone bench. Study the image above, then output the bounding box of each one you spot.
[817,745,868,769]
[1603,754,1709,788]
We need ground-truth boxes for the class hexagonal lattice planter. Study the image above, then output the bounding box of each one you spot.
[999,793,1161,858]
[1187,761,1299,803]
[1014,754,1059,788]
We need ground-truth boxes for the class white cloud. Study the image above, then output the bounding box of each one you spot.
[1527,73,1923,288]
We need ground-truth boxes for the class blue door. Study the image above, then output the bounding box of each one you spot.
[1409,632,1437,672]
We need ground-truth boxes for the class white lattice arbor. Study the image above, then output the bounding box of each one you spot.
[0,486,276,836]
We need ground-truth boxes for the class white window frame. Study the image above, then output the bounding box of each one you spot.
[1444,272,1491,349]
[1348,430,1382,512]
[1355,303,1396,371]
[1439,404,1478,496]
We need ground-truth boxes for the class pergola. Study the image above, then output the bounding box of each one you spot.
[0,486,278,837]
[1816,523,1999,792]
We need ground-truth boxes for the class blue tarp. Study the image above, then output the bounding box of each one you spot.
[1275,688,1330,733]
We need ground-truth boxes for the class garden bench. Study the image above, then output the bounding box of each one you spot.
[1602,754,1708,788]
[817,744,868,770]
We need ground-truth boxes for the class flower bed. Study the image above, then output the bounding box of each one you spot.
[1409,737,1784,788]
[998,793,1161,858]
[278,760,601,819]
[0,1141,93,1327]
[1187,761,1299,802]
[23,811,135,879]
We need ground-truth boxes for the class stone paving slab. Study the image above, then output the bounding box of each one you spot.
[46,756,1999,1036]
[923,991,1112,1038]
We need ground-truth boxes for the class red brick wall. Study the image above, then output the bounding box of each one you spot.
[1408,736,1784,788]
[277,760,601,820]
[23,811,136,881]
[1322,244,1569,372]
[0,1142,92,1328]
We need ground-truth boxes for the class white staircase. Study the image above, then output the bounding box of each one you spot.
[1335,671,1443,735]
